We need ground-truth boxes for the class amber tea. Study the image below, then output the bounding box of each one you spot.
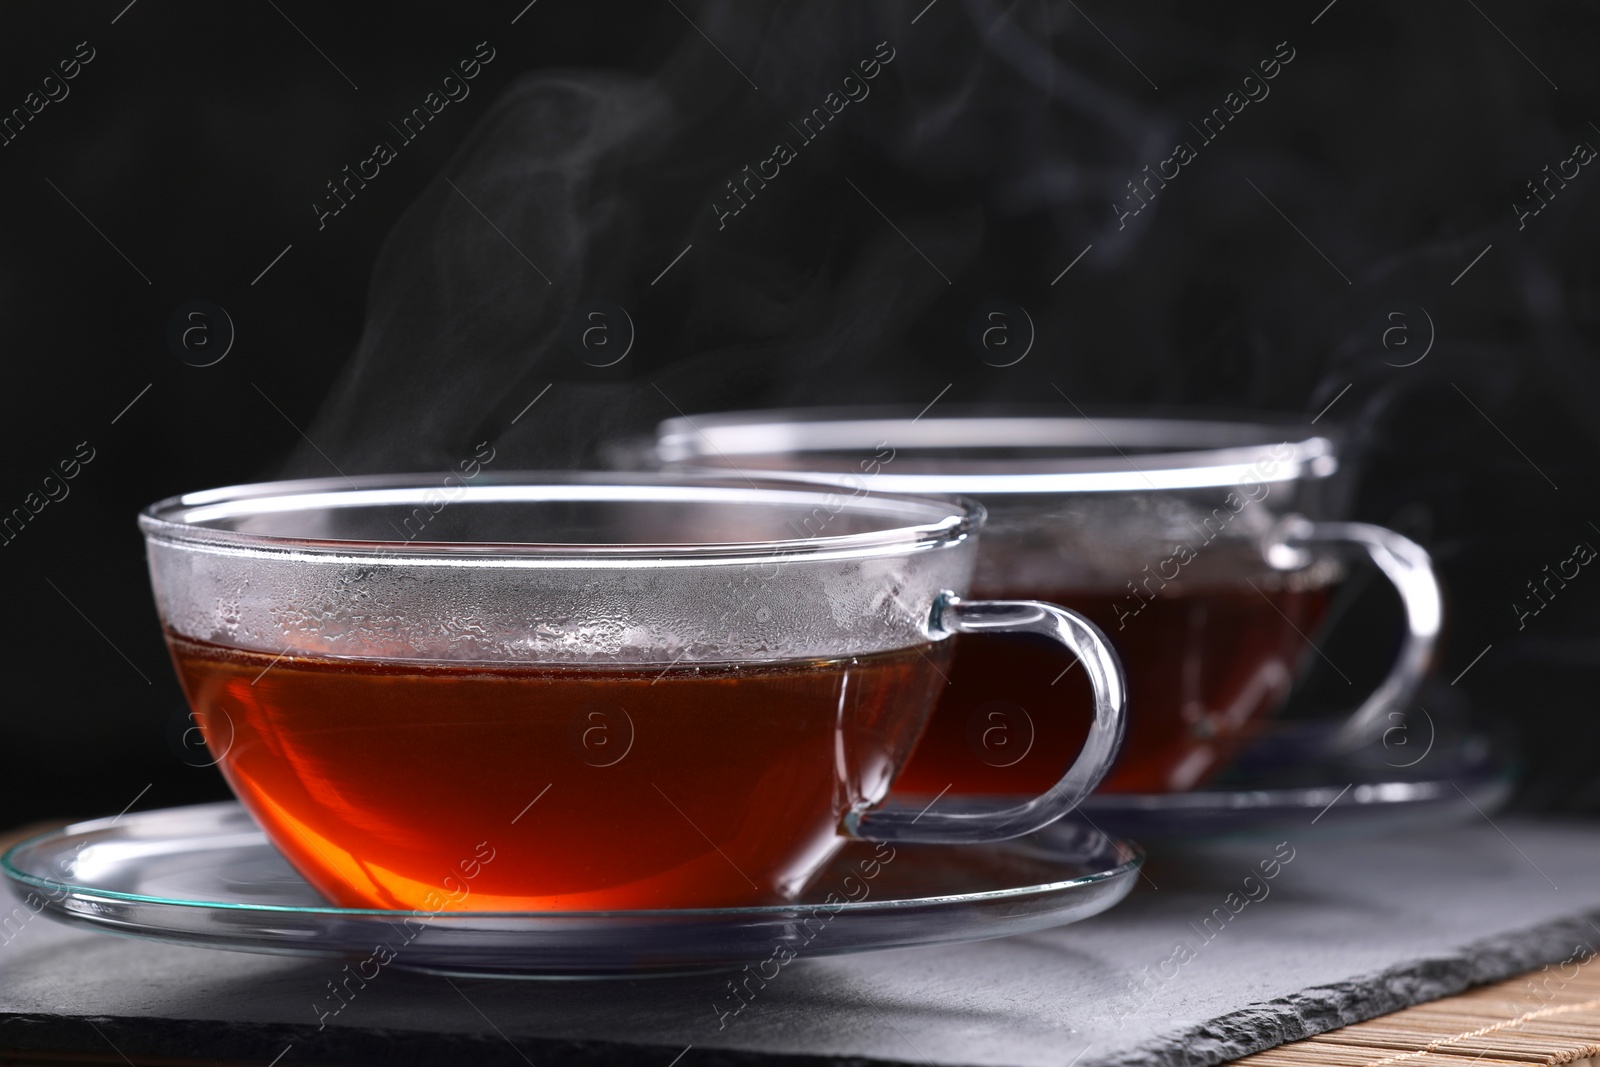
[169,633,950,911]
[894,579,1333,796]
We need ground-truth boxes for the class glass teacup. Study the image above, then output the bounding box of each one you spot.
[140,474,1127,911]
[655,410,1442,796]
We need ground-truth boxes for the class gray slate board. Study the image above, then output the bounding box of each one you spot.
[2,817,1599,1067]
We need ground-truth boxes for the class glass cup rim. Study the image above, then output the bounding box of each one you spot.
[655,406,1339,495]
[138,471,985,563]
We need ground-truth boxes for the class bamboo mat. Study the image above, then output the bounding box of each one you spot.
[1233,961,1600,1066]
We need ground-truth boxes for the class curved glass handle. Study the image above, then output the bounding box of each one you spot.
[843,594,1127,845]
[1272,518,1443,750]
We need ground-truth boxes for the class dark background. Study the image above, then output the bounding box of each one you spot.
[2,0,1597,827]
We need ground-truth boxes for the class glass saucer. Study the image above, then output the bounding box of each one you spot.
[888,706,1513,842]
[2,802,1141,978]
[1076,728,1514,841]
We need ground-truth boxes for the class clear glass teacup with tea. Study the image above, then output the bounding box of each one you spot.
[141,473,1128,911]
[655,409,1442,797]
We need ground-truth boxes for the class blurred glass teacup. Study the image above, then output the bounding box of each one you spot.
[655,409,1442,796]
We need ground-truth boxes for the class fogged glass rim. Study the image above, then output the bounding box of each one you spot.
[656,408,1339,494]
[138,472,982,563]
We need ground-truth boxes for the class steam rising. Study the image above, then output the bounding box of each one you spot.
[285,2,1600,804]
